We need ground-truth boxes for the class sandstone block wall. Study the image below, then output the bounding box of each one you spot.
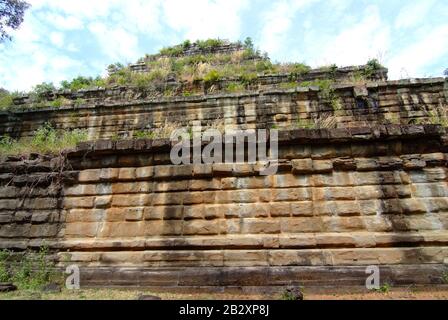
[0,78,445,141]
[1,125,448,287]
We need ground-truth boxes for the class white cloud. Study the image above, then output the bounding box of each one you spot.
[44,13,84,30]
[49,32,64,47]
[311,5,390,67]
[162,0,248,41]
[88,22,140,62]
[259,0,318,58]
[387,25,448,79]
[395,0,436,29]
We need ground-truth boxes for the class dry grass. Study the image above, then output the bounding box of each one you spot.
[1,286,448,300]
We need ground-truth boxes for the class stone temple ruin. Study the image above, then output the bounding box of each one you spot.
[0,40,448,289]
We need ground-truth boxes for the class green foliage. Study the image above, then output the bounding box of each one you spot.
[281,290,298,300]
[60,76,106,91]
[255,60,274,73]
[442,271,448,284]
[195,38,225,49]
[0,249,12,282]
[296,118,316,129]
[366,58,383,70]
[30,82,56,102]
[49,97,71,108]
[107,62,126,74]
[244,37,254,50]
[299,79,341,111]
[288,63,312,80]
[225,82,245,93]
[159,45,184,56]
[107,68,168,88]
[0,122,88,156]
[374,283,391,294]
[279,82,298,90]
[240,72,257,85]
[0,246,61,291]
[363,59,384,78]
[133,130,156,139]
[182,39,191,49]
[203,70,222,84]
[74,98,86,107]
[0,90,14,110]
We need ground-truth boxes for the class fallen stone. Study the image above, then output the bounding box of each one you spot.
[137,294,162,300]
[0,282,17,293]
[283,286,303,300]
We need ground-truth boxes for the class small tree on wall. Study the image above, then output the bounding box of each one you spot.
[0,0,30,42]
[444,68,448,77]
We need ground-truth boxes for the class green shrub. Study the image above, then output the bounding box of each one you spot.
[160,45,184,56]
[279,82,298,90]
[442,271,448,284]
[0,249,12,282]
[364,59,384,77]
[255,60,274,73]
[240,72,257,85]
[49,97,71,108]
[203,70,222,84]
[134,130,156,139]
[244,37,254,50]
[195,38,225,49]
[30,82,56,102]
[226,82,245,93]
[12,246,61,291]
[0,91,13,111]
[0,123,88,156]
[296,118,316,129]
[0,246,62,291]
[374,283,391,293]
[290,63,311,77]
[366,59,383,70]
[182,40,192,49]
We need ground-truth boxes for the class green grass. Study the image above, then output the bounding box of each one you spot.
[0,123,88,156]
[225,83,246,93]
[0,247,63,291]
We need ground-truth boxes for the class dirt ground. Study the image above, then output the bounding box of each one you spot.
[1,286,448,300]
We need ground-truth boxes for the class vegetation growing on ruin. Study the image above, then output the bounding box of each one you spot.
[0,39,387,112]
[0,123,88,156]
[0,247,62,290]
[0,89,15,110]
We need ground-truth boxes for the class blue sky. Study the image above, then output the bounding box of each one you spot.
[0,0,447,91]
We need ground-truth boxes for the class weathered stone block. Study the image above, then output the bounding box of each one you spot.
[94,196,112,208]
[241,219,280,234]
[183,220,220,235]
[124,207,144,221]
[118,168,136,180]
[65,222,98,237]
[111,194,152,207]
[312,160,333,173]
[270,203,291,217]
[291,159,313,174]
[135,166,154,179]
[281,217,323,233]
[290,201,313,217]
